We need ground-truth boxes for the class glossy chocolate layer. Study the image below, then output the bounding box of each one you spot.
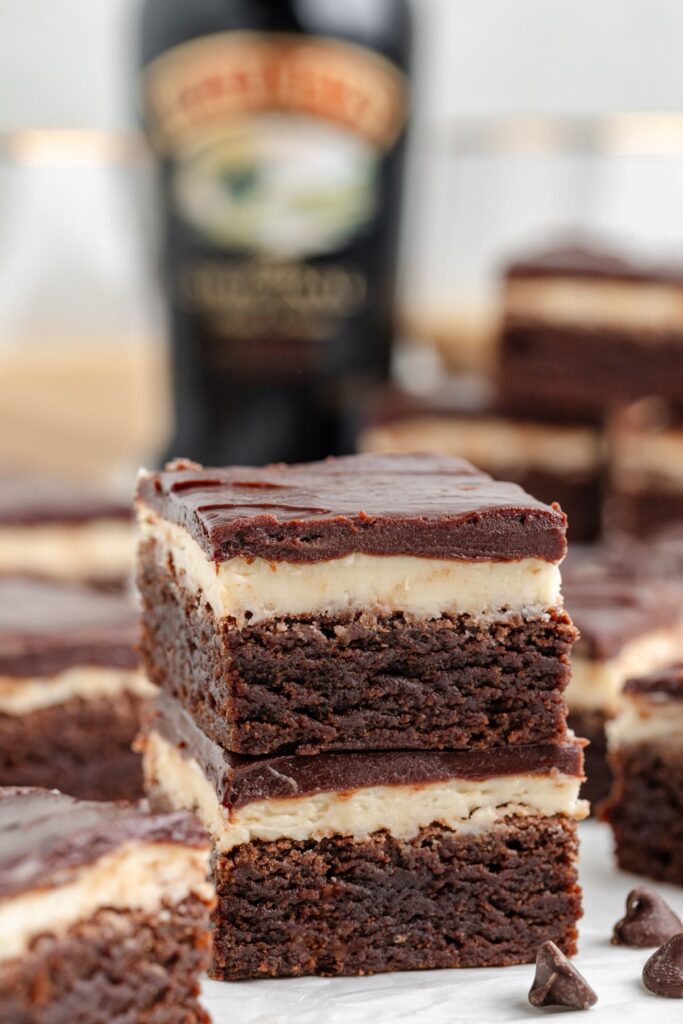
[0,475,131,526]
[0,787,207,900]
[153,695,584,811]
[624,664,683,701]
[563,575,682,661]
[137,453,567,563]
[0,578,138,676]
[506,243,683,285]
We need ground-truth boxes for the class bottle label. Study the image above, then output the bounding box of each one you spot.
[144,31,407,257]
[143,31,407,372]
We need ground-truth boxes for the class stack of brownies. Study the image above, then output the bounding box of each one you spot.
[136,452,586,979]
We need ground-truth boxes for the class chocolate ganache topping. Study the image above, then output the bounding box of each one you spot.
[137,453,567,563]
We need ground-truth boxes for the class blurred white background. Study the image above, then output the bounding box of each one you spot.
[4,0,683,127]
[1,0,683,473]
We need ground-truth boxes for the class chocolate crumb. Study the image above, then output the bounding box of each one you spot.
[643,934,683,998]
[613,888,682,948]
[529,940,597,1010]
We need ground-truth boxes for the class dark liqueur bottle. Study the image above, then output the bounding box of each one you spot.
[139,0,412,465]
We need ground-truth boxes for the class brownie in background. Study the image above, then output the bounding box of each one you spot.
[359,376,603,541]
[603,664,683,884]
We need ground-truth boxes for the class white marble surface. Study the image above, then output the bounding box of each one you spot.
[201,820,683,1023]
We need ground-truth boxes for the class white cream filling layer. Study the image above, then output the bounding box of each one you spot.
[0,840,213,963]
[0,667,155,716]
[506,277,683,332]
[0,520,135,581]
[608,694,683,748]
[361,416,600,476]
[139,509,562,626]
[143,731,587,854]
[567,628,683,714]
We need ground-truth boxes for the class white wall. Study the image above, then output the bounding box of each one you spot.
[414,0,683,120]
[0,0,137,131]
[2,0,683,336]
[2,0,683,132]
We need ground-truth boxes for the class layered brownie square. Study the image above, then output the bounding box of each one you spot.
[563,572,683,808]
[359,377,603,541]
[607,398,683,538]
[0,578,155,801]
[0,474,135,590]
[602,664,683,884]
[142,693,586,980]
[0,787,213,1023]
[498,243,683,417]
[136,453,576,756]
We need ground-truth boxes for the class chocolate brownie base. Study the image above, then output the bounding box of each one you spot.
[202,816,581,979]
[602,741,683,885]
[0,897,210,1024]
[568,709,611,811]
[499,323,683,417]
[0,692,148,801]
[139,545,575,755]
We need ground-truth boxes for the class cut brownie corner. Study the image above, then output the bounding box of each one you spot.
[4,899,212,1024]
[0,788,214,1023]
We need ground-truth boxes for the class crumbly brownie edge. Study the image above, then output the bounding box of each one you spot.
[0,691,149,802]
[204,815,581,980]
[0,896,211,1024]
[138,540,575,755]
[567,709,611,812]
[602,740,683,885]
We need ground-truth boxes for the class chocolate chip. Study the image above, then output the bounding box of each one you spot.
[613,888,683,948]
[643,934,683,997]
[528,941,597,1010]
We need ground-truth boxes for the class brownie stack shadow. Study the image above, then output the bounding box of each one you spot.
[135,452,587,980]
